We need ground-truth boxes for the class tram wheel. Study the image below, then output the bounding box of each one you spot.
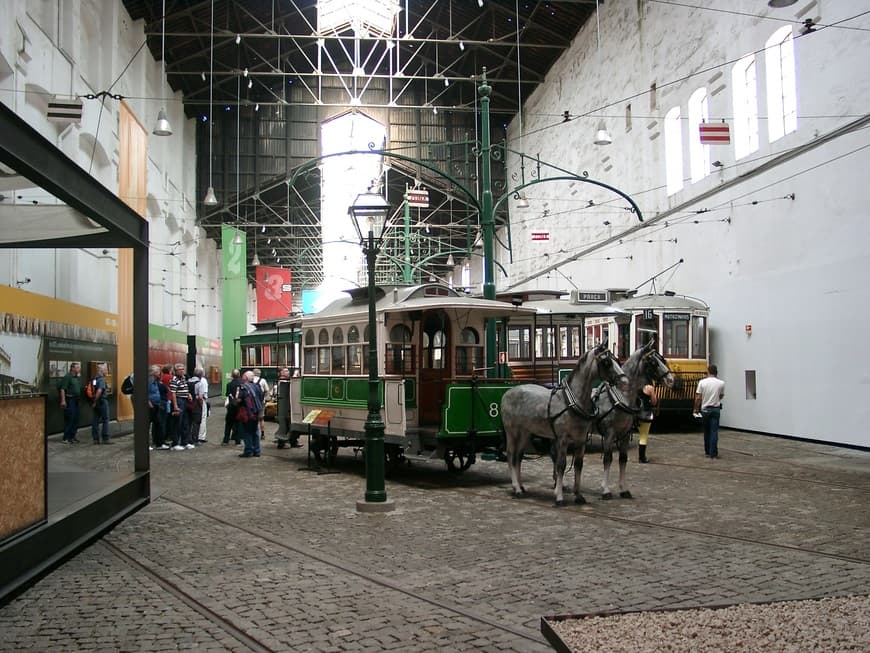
[445,448,475,473]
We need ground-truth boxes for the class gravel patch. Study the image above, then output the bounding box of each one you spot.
[545,595,870,652]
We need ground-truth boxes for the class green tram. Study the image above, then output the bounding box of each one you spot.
[280,283,536,472]
[237,319,301,387]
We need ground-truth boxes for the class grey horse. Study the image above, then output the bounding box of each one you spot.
[591,338,675,500]
[501,340,627,506]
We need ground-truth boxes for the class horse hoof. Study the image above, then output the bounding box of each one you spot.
[555,499,566,507]
[601,492,613,500]
[620,490,633,499]
[574,495,586,505]
[512,491,525,499]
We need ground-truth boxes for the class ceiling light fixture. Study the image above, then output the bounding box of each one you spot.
[593,121,612,145]
[235,33,241,45]
[233,232,243,246]
[458,41,465,51]
[152,0,172,136]
[243,68,248,77]
[203,0,218,206]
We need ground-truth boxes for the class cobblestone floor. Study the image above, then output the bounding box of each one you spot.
[1,412,868,652]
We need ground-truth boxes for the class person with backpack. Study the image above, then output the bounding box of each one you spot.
[186,367,206,446]
[238,370,264,458]
[88,363,111,444]
[252,368,270,441]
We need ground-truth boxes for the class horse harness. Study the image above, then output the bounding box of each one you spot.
[592,348,670,438]
[544,348,619,439]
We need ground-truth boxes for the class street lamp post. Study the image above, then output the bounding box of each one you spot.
[348,191,396,513]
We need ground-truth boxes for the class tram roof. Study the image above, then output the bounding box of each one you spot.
[612,293,709,312]
[294,283,536,325]
[518,298,630,318]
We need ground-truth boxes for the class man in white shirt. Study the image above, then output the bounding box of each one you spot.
[694,364,725,458]
[196,368,209,442]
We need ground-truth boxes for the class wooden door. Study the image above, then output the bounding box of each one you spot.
[418,310,450,425]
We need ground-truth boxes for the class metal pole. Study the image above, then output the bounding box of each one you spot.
[403,187,412,284]
[363,229,387,503]
[478,70,497,377]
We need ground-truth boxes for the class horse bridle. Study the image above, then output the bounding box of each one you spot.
[642,349,670,383]
[547,347,617,428]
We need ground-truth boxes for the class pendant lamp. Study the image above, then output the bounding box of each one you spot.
[203,0,218,206]
[152,0,172,136]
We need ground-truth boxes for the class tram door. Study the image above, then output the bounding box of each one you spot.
[419,310,451,425]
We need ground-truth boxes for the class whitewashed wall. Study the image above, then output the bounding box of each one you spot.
[498,0,870,447]
[0,0,222,340]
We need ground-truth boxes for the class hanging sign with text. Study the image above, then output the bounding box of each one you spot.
[406,189,429,208]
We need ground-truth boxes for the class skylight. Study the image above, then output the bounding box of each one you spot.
[317,0,399,37]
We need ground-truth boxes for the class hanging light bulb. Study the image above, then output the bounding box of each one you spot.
[446,254,455,266]
[152,0,172,136]
[516,192,530,209]
[458,41,465,51]
[251,252,261,266]
[243,68,248,77]
[203,0,218,206]
[235,33,241,44]
[255,103,259,111]
[433,105,438,115]
[593,121,612,145]
[232,231,243,246]
[444,77,449,86]
[247,79,252,89]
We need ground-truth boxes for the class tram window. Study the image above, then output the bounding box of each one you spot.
[508,325,531,360]
[558,325,581,359]
[617,323,631,360]
[331,327,345,373]
[387,324,415,374]
[303,348,316,374]
[432,330,446,369]
[636,314,659,351]
[535,326,556,360]
[347,325,362,374]
[692,315,707,359]
[318,328,330,374]
[664,314,689,358]
[456,327,482,375]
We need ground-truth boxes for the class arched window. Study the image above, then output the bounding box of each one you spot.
[386,324,415,374]
[688,88,711,182]
[765,26,797,142]
[303,329,316,373]
[732,53,759,159]
[331,327,345,373]
[456,327,482,375]
[665,106,684,195]
[318,328,330,374]
[346,325,362,374]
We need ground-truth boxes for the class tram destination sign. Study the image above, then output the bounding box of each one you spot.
[406,189,429,208]
[575,291,608,303]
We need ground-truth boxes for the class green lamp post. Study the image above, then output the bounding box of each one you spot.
[348,190,396,513]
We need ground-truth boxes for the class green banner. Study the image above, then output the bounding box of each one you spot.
[221,225,247,384]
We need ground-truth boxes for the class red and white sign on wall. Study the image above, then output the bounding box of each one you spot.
[255,266,293,321]
[530,230,550,242]
[699,121,731,144]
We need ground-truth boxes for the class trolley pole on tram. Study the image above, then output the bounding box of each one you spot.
[349,192,396,513]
